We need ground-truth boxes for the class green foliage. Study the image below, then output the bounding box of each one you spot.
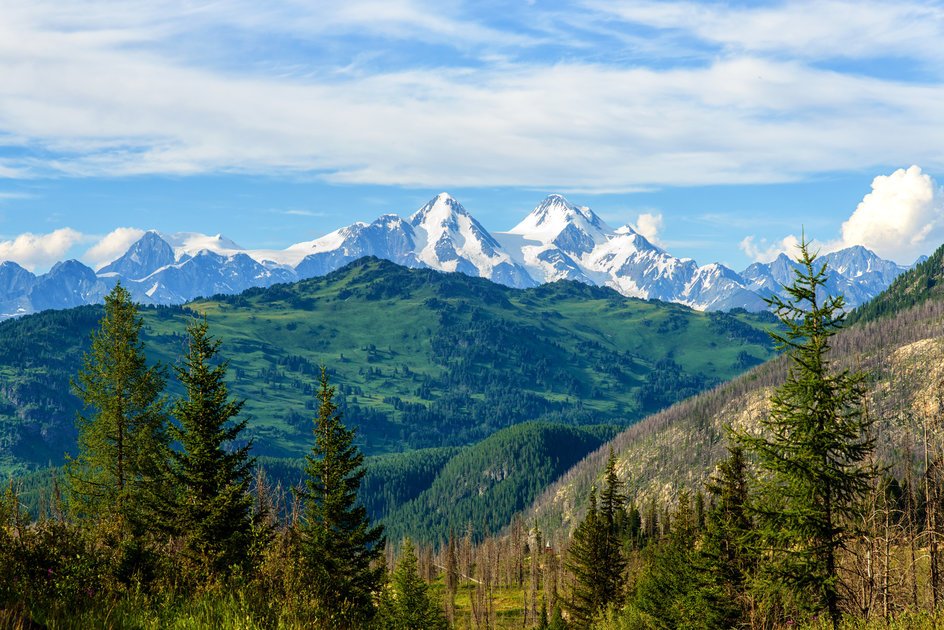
[377,539,448,630]
[297,367,384,628]
[0,257,777,475]
[165,318,255,578]
[66,283,169,529]
[632,494,727,630]
[700,446,756,627]
[359,446,460,522]
[384,422,618,543]
[736,238,875,626]
[566,453,627,628]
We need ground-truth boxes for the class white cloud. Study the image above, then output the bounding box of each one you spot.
[838,165,944,264]
[83,227,146,270]
[0,228,87,271]
[632,212,664,245]
[740,165,944,265]
[0,2,940,191]
[739,234,801,263]
[589,1,944,63]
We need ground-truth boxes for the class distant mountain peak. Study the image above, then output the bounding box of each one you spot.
[98,231,176,278]
[509,194,610,244]
[409,192,471,227]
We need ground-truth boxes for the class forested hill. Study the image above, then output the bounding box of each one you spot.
[525,293,944,543]
[848,240,944,325]
[0,257,776,474]
[261,421,619,542]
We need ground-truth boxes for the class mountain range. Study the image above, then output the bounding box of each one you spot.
[0,257,778,475]
[0,193,911,318]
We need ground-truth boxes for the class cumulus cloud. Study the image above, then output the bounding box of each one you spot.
[0,228,87,271]
[740,166,944,265]
[83,227,146,270]
[632,212,664,246]
[836,166,944,264]
[739,234,801,263]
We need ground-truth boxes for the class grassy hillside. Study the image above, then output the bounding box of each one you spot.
[524,296,944,543]
[0,257,776,475]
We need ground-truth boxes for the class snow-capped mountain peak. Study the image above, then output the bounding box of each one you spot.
[403,193,535,287]
[161,232,244,259]
[509,194,611,248]
[98,230,176,279]
[410,192,477,229]
[0,193,912,319]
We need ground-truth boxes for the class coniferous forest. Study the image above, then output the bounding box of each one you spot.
[3,242,944,630]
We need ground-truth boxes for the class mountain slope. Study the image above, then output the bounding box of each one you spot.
[524,294,944,543]
[0,257,777,474]
[847,241,944,325]
[382,422,619,542]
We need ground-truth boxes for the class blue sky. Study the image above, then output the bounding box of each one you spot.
[0,0,942,272]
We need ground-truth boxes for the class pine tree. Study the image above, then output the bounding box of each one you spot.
[566,451,628,627]
[377,538,448,630]
[168,317,254,577]
[565,488,607,627]
[67,283,168,526]
[298,367,384,628]
[701,446,756,627]
[736,237,875,627]
[598,448,628,605]
[634,493,726,630]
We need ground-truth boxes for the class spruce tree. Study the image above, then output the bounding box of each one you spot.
[298,367,384,628]
[634,493,726,630]
[736,238,874,627]
[377,538,448,630]
[168,317,254,577]
[565,488,607,627]
[566,451,628,627]
[67,283,167,525]
[598,448,628,604]
[701,446,756,627]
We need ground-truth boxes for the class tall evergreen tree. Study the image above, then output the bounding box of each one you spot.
[377,538,448,630]
[701,446,756,627]
[736,238,875,627]
[67,283,167,525]
[298,367,384,628]
[598,448,628,603]
[565,489,607,627]
[634,493,726,630]
[168,317,254,577]
[566,451,628,627]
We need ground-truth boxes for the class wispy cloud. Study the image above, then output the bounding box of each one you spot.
[0,1,940,193]
[83,227,146,270]
[271,209,327,218]
[739,234,802,264]
[0,191,34,201]
[585,1,944,64]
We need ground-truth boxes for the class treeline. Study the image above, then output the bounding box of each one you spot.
[0,284,436,629]
[529,242,944,628]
